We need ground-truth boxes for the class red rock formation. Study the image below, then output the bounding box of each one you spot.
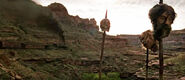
[48,2,99,31]
[23,43,45,49]
[105,36,128,48]
[0,41,22,49]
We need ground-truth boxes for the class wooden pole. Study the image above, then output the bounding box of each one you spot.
[146,48,149,80]
[159,39,163,80]
[159,0,163,80]
[99,31,106,80]
[159,0,163,4]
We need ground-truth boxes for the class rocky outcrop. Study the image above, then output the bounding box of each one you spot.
[0,53,22,80]
[105,36,128,48]
[181,77,185,80]
[48,2,99,32]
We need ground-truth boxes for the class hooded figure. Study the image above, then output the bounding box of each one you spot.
[149,4,176,40]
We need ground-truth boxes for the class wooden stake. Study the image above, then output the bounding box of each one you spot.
[159,39,163,80]
[159,0,163,4]
[99,31,106,80]
[146,48,149,80]
[159,1,163,80]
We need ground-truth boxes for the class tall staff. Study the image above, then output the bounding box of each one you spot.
[159,39,163,80]
[158,0,164,79]
[139,30,158,80]
[99,10,110,80]
[159,0,163,4]
[146,48,149,80]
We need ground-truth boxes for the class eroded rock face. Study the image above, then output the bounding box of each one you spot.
[48,2,99,32]
[105,36,128,48]
[180,77,185,80]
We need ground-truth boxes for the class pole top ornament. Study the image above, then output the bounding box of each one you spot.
[100,10,110,32]
[149,4,176,40]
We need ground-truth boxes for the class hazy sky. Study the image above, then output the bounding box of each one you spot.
[33,0,185,35]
